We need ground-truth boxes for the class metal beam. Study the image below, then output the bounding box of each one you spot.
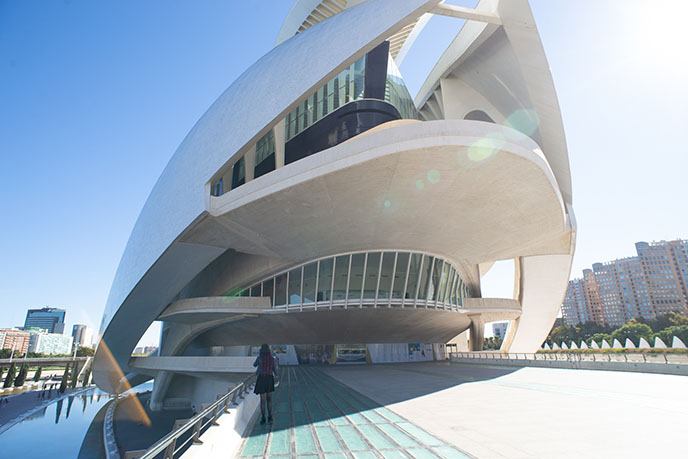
[431,3,501,25]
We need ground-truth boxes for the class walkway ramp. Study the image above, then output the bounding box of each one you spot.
[239,366,471,458]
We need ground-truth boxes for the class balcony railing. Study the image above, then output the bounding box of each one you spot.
[129,374,256,459]
[450,352,688,365]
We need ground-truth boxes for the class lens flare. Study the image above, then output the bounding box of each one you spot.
[507,108,540,136]
[415,179,425,190]
[97,339,151,426]
[467,134,505,163]
[427,170,440,184]
[383,200,391,208]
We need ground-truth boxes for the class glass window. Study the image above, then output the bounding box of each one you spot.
[212,179,223,197]
[430,258,443,301]
[332,255,350,301]
[250,285,261,297]
[317,258,333,302]
[288,268,302,305]
[392,252,410,299]
[363,252,381,299]
[378,252,395,299]
[348,253,366,300]
[444,268,456,305]
[274,273,287,306]
[262,279,274,307]
[449,269,458,305]
[254,130,275,178]
[231,156,245,189]
[437,262,449,303]
[406,253,423,300]
[418,256,433,300]
[302,262,317,304]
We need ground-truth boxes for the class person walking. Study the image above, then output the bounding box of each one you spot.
[253,344,278,424]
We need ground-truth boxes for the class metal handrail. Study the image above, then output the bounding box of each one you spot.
[135,374,256,459]
[449,351,688,365]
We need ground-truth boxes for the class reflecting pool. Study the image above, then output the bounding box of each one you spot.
[1,382,153,458]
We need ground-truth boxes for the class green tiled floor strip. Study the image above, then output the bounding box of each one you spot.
[239,367,471,458]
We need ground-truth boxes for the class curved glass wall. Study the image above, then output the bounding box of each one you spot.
[211,42,417,197]
[230,250,470,311]
[385,57,416,120]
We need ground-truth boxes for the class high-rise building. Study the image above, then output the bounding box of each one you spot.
[562,239,688,327]
[28,330,73,355]
[492,322,508,340]
[24,307,66,334]
[0,329,31,355]
[72,324,93,348]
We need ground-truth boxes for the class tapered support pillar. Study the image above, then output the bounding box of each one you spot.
[469,315,485,351]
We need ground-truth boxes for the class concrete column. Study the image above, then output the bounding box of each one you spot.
[274,120,286,168]
[501,318,519,353]
[448,330,469,352]
[468,315,485,351]
[150,370,173,411]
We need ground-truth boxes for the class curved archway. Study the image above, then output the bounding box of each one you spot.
[464,109,495,123]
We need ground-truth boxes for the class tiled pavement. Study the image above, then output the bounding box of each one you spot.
[239,367,471,458]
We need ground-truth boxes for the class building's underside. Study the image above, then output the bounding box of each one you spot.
[93,0,576,411]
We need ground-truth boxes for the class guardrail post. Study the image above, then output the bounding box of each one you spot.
[192,418,203,444]
[163,438,176,459]
[211,405,220,426]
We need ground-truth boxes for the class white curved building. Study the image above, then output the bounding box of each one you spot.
[94,0,575,409]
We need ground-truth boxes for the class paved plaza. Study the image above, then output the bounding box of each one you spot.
[322,361,688,459]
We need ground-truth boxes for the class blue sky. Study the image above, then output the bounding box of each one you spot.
[1,1,686,345]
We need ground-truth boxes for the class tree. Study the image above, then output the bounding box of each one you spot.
[70,362,80,388]
[76,347,95,357]
[33,367,42,382]
[669,312,688,327]
[81,367,91,387]
[3,363,16,388]
[654,325,688,347]
[483,337,503,350]
[59,363,70,394]
[611,320,653,347]
[549,325,580,345]
[586,333,612,347]
[14,363,28,387]
[578,321,611,340]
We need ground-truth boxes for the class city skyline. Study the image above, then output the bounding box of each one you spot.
[1,1,687,347]
[562,238,688,327]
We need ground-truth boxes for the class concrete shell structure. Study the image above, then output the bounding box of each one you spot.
[94,0,576,406]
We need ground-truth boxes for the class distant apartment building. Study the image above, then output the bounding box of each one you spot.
[0,329,31,354]
[133,345,158,355]
[492,322,508,339]
[24,307,66,334]
[562,239,688,327]
[72,324,93,348]
[28,330,73,355]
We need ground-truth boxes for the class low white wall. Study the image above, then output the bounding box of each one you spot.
[450,355,688,376]
[180,392,259,459]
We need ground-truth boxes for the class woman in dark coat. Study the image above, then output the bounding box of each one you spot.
[253,343,279,424]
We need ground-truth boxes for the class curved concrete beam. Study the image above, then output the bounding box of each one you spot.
[95,0,442,393]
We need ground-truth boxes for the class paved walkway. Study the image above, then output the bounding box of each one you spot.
[323,361,688,459]
[239,366,471,458]
[0,385,86,434]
